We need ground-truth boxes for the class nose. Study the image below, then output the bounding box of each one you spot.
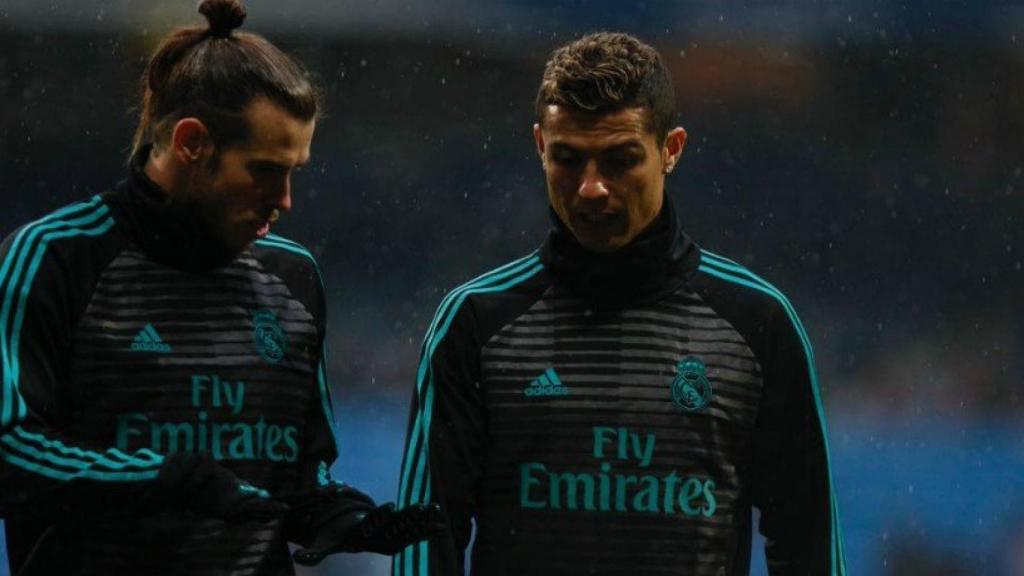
[268,176,293,213]
[577,160,609,201]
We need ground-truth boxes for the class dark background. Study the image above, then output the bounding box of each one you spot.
[1,2,1022,574]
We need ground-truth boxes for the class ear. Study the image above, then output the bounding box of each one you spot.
[661,127,687,175]
[170,118,214,167]
[533,123,547,170]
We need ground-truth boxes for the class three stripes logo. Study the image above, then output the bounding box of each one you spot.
[130,323,172,354]
[524,367,569,397]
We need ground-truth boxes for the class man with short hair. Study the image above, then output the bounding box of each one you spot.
[395,32,846,575]
[0,1,440,574]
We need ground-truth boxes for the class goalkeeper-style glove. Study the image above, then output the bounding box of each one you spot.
[152,452,288,522]
[292,502,446,565]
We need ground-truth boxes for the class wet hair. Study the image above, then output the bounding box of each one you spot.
[535,32,675,140]
[130,0,320,157]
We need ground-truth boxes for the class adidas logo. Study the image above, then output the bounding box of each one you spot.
[130,323,172,353]
[524,368,569,397]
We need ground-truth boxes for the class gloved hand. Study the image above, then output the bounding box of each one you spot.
[153,452,288,522]
[292,502,446,565]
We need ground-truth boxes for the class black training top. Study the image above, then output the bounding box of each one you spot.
[0,151,371,575]
[394,197,846,576]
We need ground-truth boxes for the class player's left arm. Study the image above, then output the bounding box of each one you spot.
[750,302,847,575]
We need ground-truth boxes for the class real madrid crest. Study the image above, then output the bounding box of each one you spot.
[252,309,287,364]
[671,356,712,412]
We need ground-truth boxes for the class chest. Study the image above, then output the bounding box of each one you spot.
[480,291,764,471]
[65,250,318,464]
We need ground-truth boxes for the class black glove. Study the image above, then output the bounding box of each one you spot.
[292,502,446,565]
[153,452,288,522]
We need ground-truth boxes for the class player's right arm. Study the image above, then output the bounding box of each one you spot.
[0,215,276,521]
[394,295,487,576]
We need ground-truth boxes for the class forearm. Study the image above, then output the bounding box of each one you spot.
[0,420,164,515]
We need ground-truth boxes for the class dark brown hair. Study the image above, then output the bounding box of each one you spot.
[536,32,675,140]
[131,0,320,157]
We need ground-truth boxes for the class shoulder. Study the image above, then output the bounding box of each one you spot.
[426,252,548,347]
[252,233,322,279]
[252,233,324,293]
[252,233,326,323]
[692,248,812,361]
[3,195,120,250]
[693,249,793,318]
[0,196,125,331]
[1,195,124,278]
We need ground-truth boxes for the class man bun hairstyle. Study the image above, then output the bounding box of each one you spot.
[198,0,246,38]
[536,32,676,140]
[131,0,320,157]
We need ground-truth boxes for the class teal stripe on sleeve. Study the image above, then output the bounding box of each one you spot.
[13,426,161,468]
[11,220,116,394]
[0,199,165,480]
[2,205,109,425]
[0,442,158,482]
[698,250,846,575]
[398,254,539,506]
[394,253,542,576]
[397,253,539,507]
[404,262,544,576]
[0,197,105,426]
[3,430,156,474]
[407,263,545,507]
[255,235,325,290]
[395,255,537,576]
[256,234,316,265]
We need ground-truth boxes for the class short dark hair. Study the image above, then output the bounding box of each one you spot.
[535,32,675,140]
[131,0,320,157]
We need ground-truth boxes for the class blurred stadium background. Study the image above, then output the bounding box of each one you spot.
[2,1,1022,574]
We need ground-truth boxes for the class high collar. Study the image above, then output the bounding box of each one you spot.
[102,145,240,271]
[539,195,700,311]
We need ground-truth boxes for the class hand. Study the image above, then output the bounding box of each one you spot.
[155,452,288,522]
[292,502,446,565]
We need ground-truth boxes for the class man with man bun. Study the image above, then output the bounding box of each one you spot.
[0,1,441,573]
[395,32,846,575]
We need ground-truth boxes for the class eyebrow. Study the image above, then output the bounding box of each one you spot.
[549,141,646,153]
[249,158,309,169]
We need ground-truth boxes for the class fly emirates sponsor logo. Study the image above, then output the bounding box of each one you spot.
[115,373,299,462]
[519,426,717,517]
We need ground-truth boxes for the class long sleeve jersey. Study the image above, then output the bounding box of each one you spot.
[394,197,846,576]
[0,153,372,575]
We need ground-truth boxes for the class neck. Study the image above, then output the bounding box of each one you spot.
[102,144,240,271]
[540,194,699,310]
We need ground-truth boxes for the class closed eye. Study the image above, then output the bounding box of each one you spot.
[549,146,583,168]
[250,162,289,176]
[603,152,643,173]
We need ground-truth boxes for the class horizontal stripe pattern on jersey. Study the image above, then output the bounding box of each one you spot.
[52,246,319,572]
[474,286,761,575]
